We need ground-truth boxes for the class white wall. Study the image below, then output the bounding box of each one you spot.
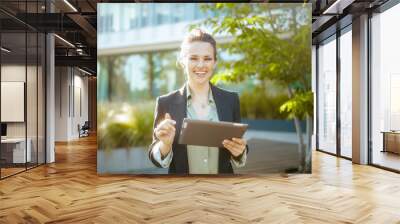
[1,64,46,164]
[72,73,89,138]
[55,66,69,141]
[55,67,89,141]
[1,65,35,138]
[1,65,26,81]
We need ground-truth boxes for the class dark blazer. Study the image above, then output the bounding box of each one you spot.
[148,83,245,174]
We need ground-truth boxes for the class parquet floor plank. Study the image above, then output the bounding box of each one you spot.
[0,135,399,223]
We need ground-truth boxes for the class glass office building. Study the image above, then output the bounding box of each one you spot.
[98,3,210,103]
[98,4,207,34]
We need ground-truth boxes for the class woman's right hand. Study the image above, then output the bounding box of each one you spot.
[155,113,176,156]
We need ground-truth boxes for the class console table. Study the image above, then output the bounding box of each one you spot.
[381,131,400,154]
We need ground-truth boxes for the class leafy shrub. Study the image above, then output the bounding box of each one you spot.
[279,90,313,120]
[98,101,155,150]
[240,87,289,120]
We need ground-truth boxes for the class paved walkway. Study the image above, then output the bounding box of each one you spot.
[235,138,300,174]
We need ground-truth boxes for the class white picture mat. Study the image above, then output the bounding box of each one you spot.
[1,82,25,122]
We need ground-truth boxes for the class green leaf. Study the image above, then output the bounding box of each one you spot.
[280,91,313,119]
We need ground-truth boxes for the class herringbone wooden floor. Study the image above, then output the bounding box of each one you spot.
[1,135,400,224]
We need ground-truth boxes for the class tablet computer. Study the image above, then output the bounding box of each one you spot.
[178,118,248,148]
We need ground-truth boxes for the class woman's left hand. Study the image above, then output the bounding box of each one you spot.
[222,138,247,157]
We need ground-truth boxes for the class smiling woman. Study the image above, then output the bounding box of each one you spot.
[148,29,248,174]
[183,41,215,87]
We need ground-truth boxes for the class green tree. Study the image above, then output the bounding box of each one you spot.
[195,3,312,172]
[99,56,130,103]
[147,53,155,98]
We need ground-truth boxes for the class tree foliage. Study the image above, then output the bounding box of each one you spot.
[195,3,313,119]
[280,91,313,120]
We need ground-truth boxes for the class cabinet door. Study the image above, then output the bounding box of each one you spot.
[395,134,400,154]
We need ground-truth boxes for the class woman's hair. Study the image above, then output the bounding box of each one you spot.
[178,29,217,66]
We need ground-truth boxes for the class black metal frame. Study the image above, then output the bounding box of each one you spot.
[315,44,319,152]
[0,0,47,180]
[36,2,39,167]
[367,10,372,166]
[336,24,341,158]
[72,67,75,118]
[44,0,47,165]
[0,16,2,179]
[315,19,354,162]
[25,2,28,172]
[337,23,353,160]
[315,32,343,158]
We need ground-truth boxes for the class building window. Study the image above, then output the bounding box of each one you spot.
[339,27,352,158]
[371,3,400,171]
[172,4,185,23]
[155,5,170,25]
[317,35,337,154]
[99,15,114,33]
[140,4,151,27]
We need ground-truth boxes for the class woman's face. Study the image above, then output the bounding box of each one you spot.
[181,41,216,86]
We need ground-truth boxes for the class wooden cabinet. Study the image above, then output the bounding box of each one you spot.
[382,132,400,154]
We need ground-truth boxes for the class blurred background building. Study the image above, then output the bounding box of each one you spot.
[98,4,218,102]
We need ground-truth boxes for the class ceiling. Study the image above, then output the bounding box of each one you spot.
[0,0,98,75]
[311,0,390,44]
